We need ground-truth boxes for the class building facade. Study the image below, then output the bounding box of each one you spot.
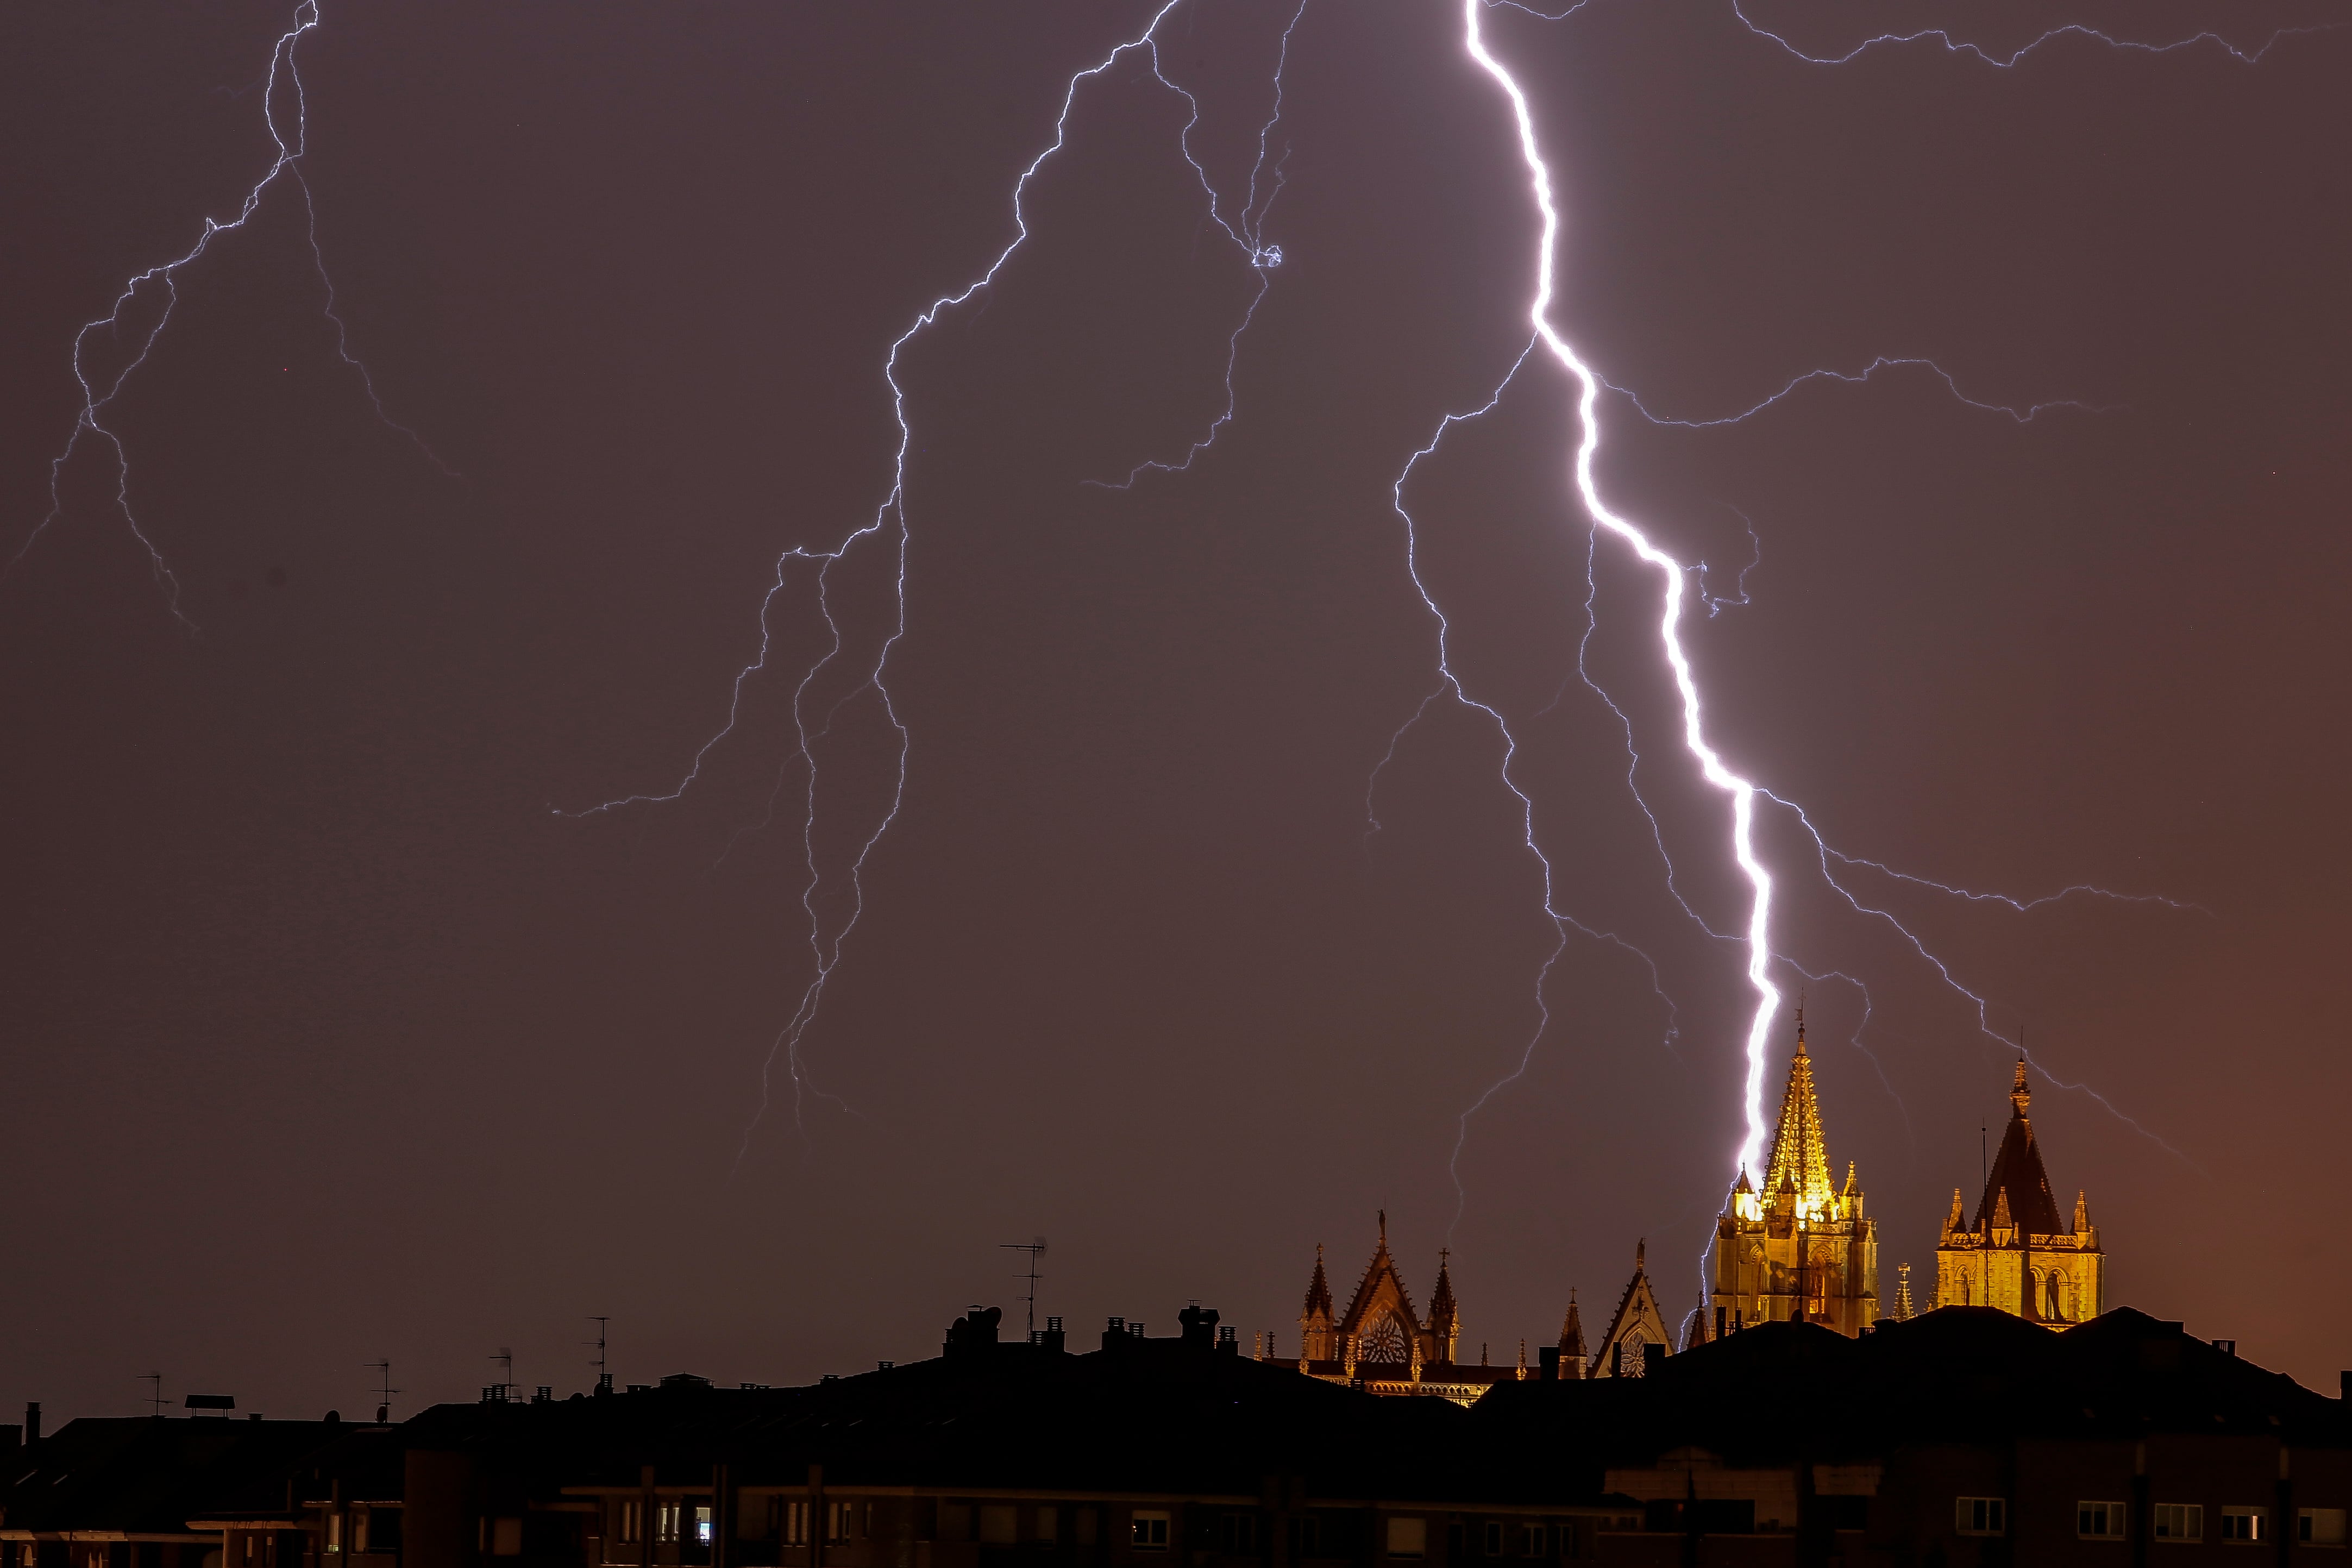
[1935,1059,2106,1324]
[1288,1218,1527,1404]
[1708,1021,1879,1338]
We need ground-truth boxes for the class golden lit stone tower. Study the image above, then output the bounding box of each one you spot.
[1935,1061,2105,1324]
[1708,1019,1879,1336]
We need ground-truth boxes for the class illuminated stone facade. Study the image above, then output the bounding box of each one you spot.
[1934,1061,2105,1325]
[1285,1215,1528,1404]
[1589,1240,1674,1377]
[1708,1021,1879,1337]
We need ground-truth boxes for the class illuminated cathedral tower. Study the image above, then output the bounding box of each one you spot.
[1709,1018,1879,1336]
[1934,1060,2105,1324]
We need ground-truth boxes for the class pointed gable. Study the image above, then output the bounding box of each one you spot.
[1593,1240,1672,1378]
[1763,1018,1835,1218]
[1337,1211,1423,1366]
[1974,1061,2067,1237]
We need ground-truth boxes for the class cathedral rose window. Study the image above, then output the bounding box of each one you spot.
[1362,1314,1410,1363]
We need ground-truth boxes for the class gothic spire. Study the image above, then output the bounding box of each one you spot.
[1558,1289,1586,1360]
[1302,1243,1333,1320]
[1763,1020,1836,1216]
[1974,1059,2065,1236]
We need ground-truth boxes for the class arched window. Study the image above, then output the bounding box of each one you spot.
[2046,1274,2064,1321]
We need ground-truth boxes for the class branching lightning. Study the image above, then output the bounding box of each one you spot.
[1371,340,1693,1214]
[1718,2,2337,70]
[1094,3,1308,489]
[1484,0,2337,67]
[567,0,1320,1157]
[1604,357,2114,429]
[13,1,445,627]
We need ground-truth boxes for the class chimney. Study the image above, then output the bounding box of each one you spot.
[1101,1316,1129,1352]
[24,1402,40,1446]
[2339,1371,2349,1401]
[1216,1326,1238,1356]
[1178,1304,1220,1349]
[944,1306,1003,1357]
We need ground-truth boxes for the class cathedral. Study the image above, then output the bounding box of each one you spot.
[1279,1219,1672,1401]
[1271,1027,2110,1395]
[1934,1059,2105,1322]
[1708,1017,1880,1336]
[1284,1214,1525,1403]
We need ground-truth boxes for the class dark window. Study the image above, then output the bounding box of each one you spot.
[1642,1501,1754,1536]
[1289,1518,1322,1559]
[1215,1516,1255,1556]
[1483,1523,1502,1557]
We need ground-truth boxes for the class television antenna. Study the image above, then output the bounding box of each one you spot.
[1000,1237,1048,1337]
[365,1359,398,1422]
[138,1372,164,1416]
[491,1347,515,1401]
[586,1316,612,1393]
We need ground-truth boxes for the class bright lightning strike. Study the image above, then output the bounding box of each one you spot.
[1457,0,1786,1182]
[1426,0,2291,1202]
[12,1,445,627]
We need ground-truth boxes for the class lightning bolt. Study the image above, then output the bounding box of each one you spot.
[1433,0,2254,1201]
[568,0,1314,1156]
[12,1,446,626]
[1450,0,1786,1183]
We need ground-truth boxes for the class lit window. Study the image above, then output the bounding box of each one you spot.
[695,1508,712,1546]
[353,1512,371,1554]
[1033,1509,1058,1546]
[2078,1501,2125,1540]
[1385,1519,1426,1560]
[492,1520,523,1557]
[1955,1498,2006,1537]
[2221,1509,2265,1543]
[979,1507,1016,1546]
[2301,1510,2347,1546]
[327,1514,344,1553]
[659,1504,680,1543]
[2154,1504,2202,1542]
[1132,1512,1171,1551]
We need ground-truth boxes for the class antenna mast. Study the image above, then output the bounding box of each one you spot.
[365,1359,398,1423]
[586,1317,612,1393]
[139,1372,164,1417]
[999,1237,1048,1338]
